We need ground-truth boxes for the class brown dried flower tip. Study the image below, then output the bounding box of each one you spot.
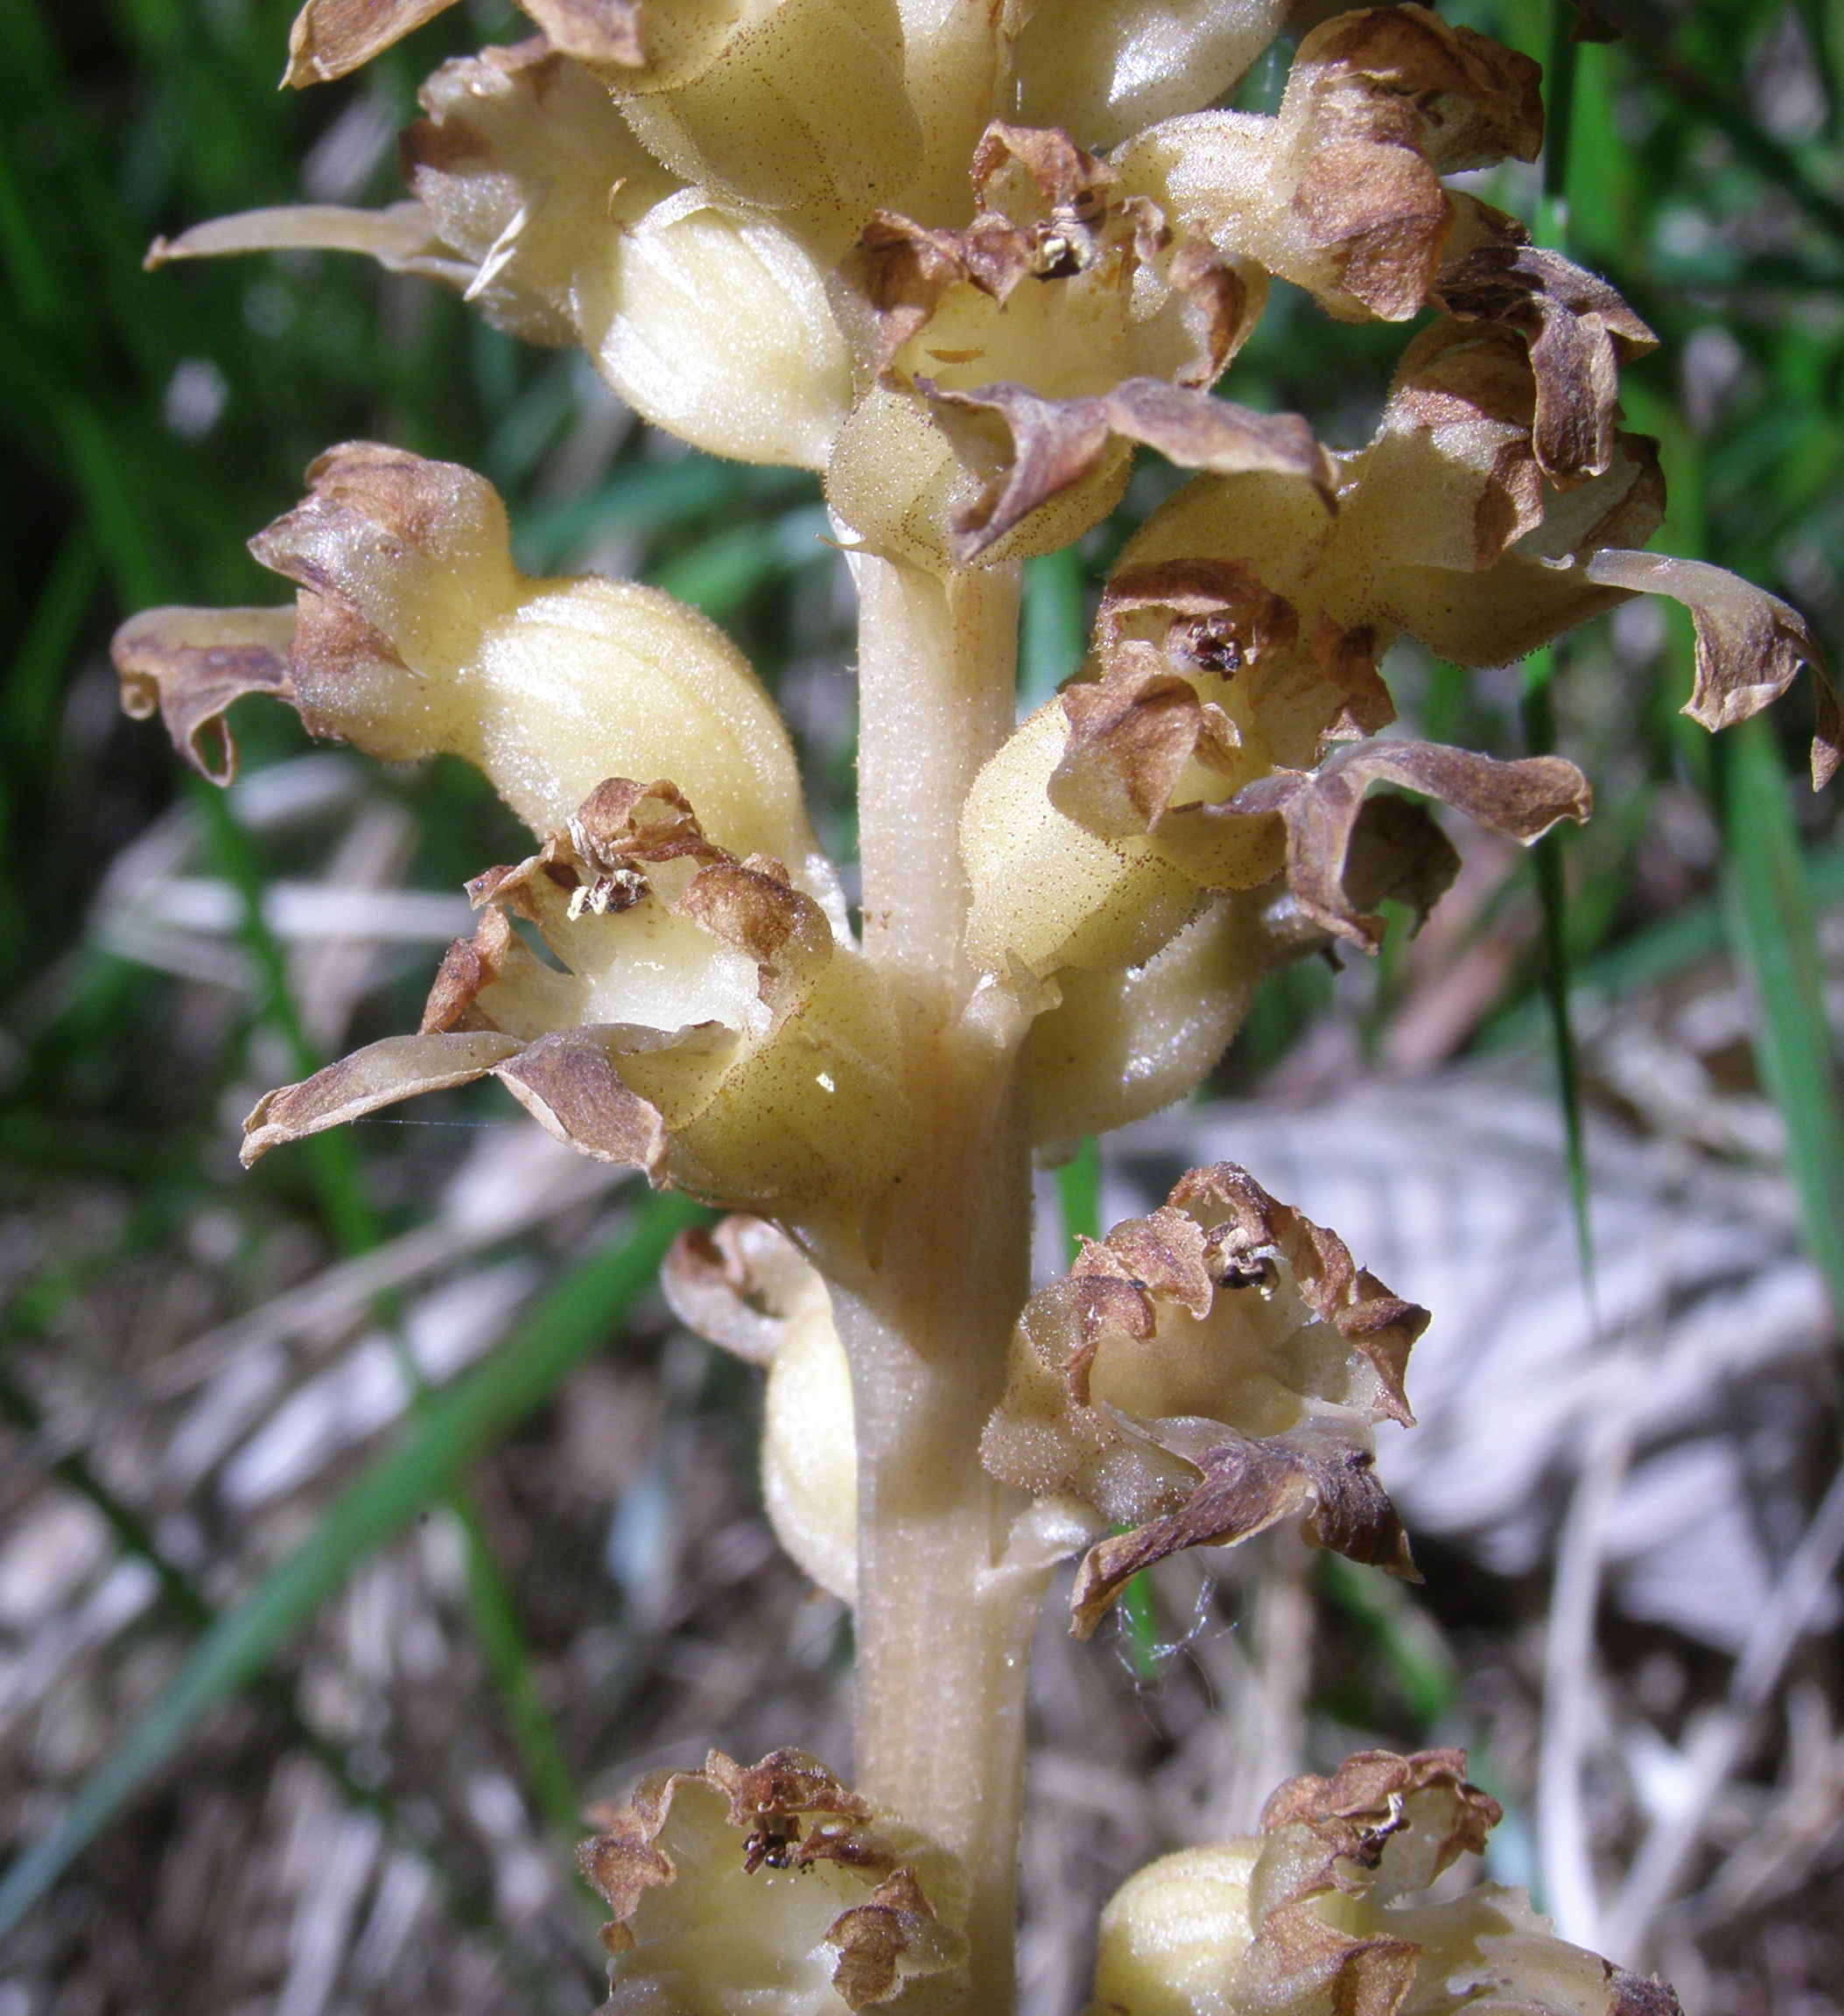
[981,1164,1427,1637]
[1088,1747,1685,2016]
[1119,5,1541,327]
[281,0,643,88]
[112,606,296,786]
[578,1748,968,2014]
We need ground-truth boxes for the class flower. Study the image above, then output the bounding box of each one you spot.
[1123,312,1837,785]
[578,1747,968,2015]
[980,1163,1427,1637]
[1088,1748,1685,2016]
[959,558,1591,1142]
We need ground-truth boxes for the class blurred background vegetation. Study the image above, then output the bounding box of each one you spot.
[2,3,1840,2012]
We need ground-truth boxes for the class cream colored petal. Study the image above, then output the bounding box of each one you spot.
[1022,901,1265,1149]
[145,200,472,289]
[761,1290,858,1601]
[614,0,920,242]
[592,194,853,469]
[1014,0,1288,150]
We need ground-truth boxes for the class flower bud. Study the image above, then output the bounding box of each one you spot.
[663,1217,857,1600]
[580,1748,968,2014]
[1020,900,1266,1152]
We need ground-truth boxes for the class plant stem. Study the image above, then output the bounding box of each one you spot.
[840,552,1038,2012]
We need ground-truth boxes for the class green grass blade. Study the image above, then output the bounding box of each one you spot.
[0,1191,700,1943]
[1020,546,1088,711]
[1055,1135,1101,1258]
[1715,724,1844,1327]
[1520,658,1595,1292]
[1514,10,1595,1297]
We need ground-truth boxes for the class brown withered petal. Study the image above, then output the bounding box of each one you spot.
[1258,793,1461,962]
[1223,741,1594,948]
[1287,5,1543,320]
[517,0,645,66]
[659,1215,818,1368]
[677,858,832,1014]
[241,1031,523,1167]
[1299,6,1545,177]
[1069,1419,1417,1637]
[843,213,1028,379]
[255,438,478,570]
[1582,550,1840,788]
[1052,664,1205,838]
[1258,1746,1501,1866]
[112,606,297,786]
[240,1026,674,1180]
[282,0,642,86]
[570,776,732,872]
[282,0,456,87]
[924,376,1334,562]
[826,1870,947,2007]
[1436,241,1657,484]
[971,121,1118,219]
[420,906,516,1033]
[493,1027,670,1176]
[700,1747,872,1830]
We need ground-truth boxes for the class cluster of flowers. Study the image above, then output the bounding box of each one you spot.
[115,2,1831,2010]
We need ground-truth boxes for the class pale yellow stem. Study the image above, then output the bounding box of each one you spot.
[838,552,1039,2014]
